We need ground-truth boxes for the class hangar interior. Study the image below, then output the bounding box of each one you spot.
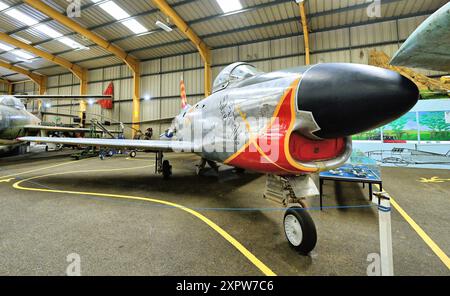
[1,0,447,136]
[0,0,449,276]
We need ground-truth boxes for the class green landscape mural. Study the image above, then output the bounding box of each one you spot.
[352,111,450,142]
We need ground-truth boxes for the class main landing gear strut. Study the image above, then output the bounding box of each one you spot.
[264,174,319,254]
[196,158,219,176]
[155,151,172,179]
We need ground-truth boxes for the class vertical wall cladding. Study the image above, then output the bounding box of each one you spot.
[141,75,161,122]
[212,47,239,65]
[14,83,24,93]
[271,35,304,58]
[14,80,39,94]
[0,82,8,94]
[119,78,133,126]
[239,40,271,61]
[57,86,73,125]
[162,56,183,72]
[397,15,428,40]
[184,69,204,95]
[104,65,122,81]
[351,21,398,47]
[87,82,103,123]
[311,28,350,52]
[161,72,179,97]
[141,59,161,75]
[34,13,444,135]
[23,81,36,93]
[59,74,75,86]
[89,68,104,82]
[312,50,351,64]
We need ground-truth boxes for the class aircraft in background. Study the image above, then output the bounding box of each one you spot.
[20,62,419,254]
[391,2,450,72]
[367,147,450,166]
[0,94,112,154]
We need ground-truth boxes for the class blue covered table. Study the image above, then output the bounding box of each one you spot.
[319,159,382,210]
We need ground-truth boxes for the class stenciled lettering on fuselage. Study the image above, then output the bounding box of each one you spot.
[171,75,297,166]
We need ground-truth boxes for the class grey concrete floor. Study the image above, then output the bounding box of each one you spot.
[0,150,449,276]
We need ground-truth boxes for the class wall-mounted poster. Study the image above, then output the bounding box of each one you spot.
[419,111,450,142]
[352,99,450,169]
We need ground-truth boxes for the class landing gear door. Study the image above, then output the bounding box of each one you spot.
[286,175,320,198]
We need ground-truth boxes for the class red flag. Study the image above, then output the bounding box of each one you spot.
[99,82,114,109]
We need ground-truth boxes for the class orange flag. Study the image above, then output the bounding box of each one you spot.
[180,78,188,109]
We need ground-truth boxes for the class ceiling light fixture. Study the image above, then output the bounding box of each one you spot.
[58,37,89,50]
[0,42,14,51]
[0,1,9,11]
[122,19,148,34]
[35,24,63,38]
[5,9,39,26]
[99,1,129,20]
[4,9,87,50]
[11,50,34,60]
[216,0,243,13]
[92,0,148,34]
[155,20,172,32]
[12,36,32,44]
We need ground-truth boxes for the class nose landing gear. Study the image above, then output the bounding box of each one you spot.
[264,174,319,255]
[284,206,317,254]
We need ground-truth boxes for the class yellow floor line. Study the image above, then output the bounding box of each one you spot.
[12,166,276,276]
[375,184,450,270]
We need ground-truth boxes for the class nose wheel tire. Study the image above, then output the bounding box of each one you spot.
[162,160,172,179]
[283,207,317,254]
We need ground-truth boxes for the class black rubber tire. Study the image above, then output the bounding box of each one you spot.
[129,151,137,158]
[283,207,317,255]
[162,160,172,179]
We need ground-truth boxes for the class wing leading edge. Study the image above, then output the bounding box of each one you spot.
[18,137,199,153]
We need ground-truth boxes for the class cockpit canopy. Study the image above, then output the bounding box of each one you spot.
[0,96,25,110]
[213,62,263,93]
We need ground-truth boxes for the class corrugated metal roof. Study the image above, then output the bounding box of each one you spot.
[0,0,448,80]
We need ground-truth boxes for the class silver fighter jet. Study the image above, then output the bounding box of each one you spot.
[20,62,419,253]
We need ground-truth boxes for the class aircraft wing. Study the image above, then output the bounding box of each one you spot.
[24,125,121,134]
[15,95,112,100]
[18,137,199,152]
[390,3,450,71]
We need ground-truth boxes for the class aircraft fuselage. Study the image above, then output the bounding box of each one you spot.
[0,105,40,146]
[171,63,419,175]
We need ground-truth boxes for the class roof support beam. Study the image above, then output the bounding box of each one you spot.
[0,32,87,93]
[0,32,86,117]
[24,0,141,135]
[152,0,212,97]
[0,60,46,94]
[299,1,310,65]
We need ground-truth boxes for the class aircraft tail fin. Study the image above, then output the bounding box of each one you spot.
[180,77,189,109]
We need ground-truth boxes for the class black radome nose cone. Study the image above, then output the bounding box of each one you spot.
[297,63,419,139]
